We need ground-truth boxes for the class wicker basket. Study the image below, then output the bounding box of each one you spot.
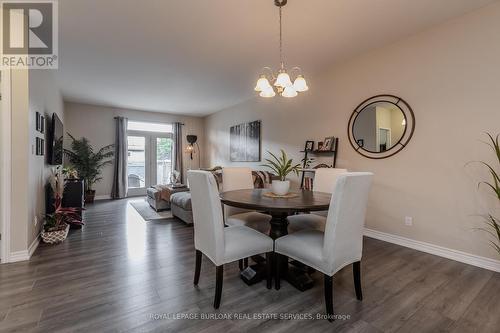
[41,224,70,244]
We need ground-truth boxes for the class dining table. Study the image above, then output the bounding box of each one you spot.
[220,188,332,291]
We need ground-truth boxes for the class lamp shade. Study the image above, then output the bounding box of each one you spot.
[259,87,276,98]
[293,75,309,92]
[274,71,293,88]
[282,86,298,98]
[254,75,272,92]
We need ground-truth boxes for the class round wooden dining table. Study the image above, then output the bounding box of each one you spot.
[220,188,332,291]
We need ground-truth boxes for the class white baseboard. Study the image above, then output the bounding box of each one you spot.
[364,228,500,273]
[8,235,40,263]
[28,235,40,257]
[94,195,111,201]
[9,250,30,262]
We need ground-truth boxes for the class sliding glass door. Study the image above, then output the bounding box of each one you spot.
[127,136,148,196]
[155,137,173,185]
[126,122,174,196]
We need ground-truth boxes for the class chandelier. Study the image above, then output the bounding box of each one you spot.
[254,0,308,98]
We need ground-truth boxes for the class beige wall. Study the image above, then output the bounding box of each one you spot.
[28,70,65,250]
[64,102,204,197]
[204,3,500,260]
[10,69,30,253]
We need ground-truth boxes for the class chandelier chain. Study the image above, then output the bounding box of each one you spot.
[279,6,283,67]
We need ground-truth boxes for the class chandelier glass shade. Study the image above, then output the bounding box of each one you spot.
[255,0,308,98]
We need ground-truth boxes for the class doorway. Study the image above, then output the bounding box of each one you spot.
[377,127,391,152]
[126,121,174,196]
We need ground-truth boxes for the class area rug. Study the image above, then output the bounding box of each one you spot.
[130,200,173,221]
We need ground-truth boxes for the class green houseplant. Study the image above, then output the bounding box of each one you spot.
[475,133,500,256]
[42,168,83,244]
[262,149,301,195]
[64,133,114,203]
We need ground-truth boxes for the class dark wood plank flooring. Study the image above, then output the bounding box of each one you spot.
[0,198,498,332]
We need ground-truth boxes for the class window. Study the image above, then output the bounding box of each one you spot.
[127,121,173,133]
[126,121,175,195]
[127,136,146,189]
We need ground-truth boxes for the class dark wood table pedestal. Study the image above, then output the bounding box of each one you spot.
[239,212,314,290]
[220,189,331,292]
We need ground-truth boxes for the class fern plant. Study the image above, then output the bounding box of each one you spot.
[476,133,500,255]
[64,133,114,192]
[262,149,301,181]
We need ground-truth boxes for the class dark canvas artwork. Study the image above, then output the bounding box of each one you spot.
[230,120,261,162]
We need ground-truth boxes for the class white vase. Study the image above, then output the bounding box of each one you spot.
[272,180,290,196]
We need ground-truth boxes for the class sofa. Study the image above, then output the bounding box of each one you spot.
[170,168,277,225]
[146,187,170,211]
[171,192,194,224]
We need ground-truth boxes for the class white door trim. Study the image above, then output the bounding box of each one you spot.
[1,69,12,263]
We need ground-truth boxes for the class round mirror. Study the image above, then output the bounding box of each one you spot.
[348,95,415,159]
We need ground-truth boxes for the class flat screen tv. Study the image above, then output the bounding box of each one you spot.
[49,113,63,165]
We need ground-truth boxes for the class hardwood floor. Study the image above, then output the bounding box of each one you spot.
[0,198,498,332]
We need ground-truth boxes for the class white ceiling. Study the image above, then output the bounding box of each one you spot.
[56,0,497,116]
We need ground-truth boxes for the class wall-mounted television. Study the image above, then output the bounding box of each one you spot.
[48,113,63,165]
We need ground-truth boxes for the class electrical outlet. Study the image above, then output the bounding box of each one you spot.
[405,216,413,226]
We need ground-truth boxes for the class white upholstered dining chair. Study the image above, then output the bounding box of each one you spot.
[287,168,347,233]
[275,172,373,321]
[222,167,273,270]
[188,170,274,309]
[222,167,272,233]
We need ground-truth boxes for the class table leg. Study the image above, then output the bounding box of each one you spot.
[240,211,315,291]
[271,212,314,292]
[269,212,289,240]
[239,212,287,285]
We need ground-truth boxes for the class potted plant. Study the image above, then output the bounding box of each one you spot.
[64,133,114,203]
[42,168,83,244]
[62,166,79,179]
[262,149,301,195]
[474,133,500,256]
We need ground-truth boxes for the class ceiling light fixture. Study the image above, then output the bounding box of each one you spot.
[254,0,308,98]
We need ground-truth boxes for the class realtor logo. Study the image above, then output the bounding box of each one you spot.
[1,0,58,68]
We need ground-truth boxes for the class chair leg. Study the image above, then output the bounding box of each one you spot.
[275,254,281,290]
[214,265,224,309]
[238,259,244,271]
[324,275,334,322]
[194,250,202,285]
[353,261,363,301]
[265,252,272,289]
